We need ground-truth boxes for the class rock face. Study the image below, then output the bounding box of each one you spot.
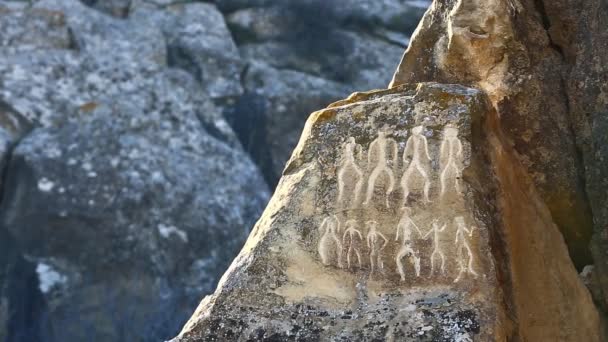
[390,0,608,280]
[173,83,600,341]
[0,1,269,340]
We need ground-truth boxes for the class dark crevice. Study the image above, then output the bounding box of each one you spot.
[532,0,566,61]
[559,75,595,270]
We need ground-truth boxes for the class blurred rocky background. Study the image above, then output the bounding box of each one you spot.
[0,0,429,340]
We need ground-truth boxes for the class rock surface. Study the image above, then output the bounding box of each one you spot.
[173,83,600,341]
[390,0,608,278]
[0,1,268,340]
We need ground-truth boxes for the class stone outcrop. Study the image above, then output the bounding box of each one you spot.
[173,83,600,341]
[390,0,608,281]
[0,0,430,340]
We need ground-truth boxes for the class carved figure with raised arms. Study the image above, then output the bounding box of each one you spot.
[395,207,422,280]
[453,216,478,282]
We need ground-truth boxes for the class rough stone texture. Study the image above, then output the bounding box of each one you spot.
[226,61,351,185]
[1,94,269,340]
[390,0,608,282]
[0,1,269,340]
[216,0,431,185]
[173,83,600,341]
[131,1,244,100]
[0,4,73,50]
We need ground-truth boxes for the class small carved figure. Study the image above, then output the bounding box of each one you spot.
[366,221,388,275]
[363,131,398,208]
[422,219,447,276]
[440,126,464,199]
[318,216,343,268]
[453,216,478,282]
[395,207,422,280]
[401,126,432,206]
[337,137,364,207]
[342,220,364,269]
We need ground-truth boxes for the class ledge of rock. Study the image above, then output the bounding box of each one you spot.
[172,83,600,341]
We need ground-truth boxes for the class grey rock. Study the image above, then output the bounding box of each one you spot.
[35,0,166,67]
[0,4,73,51]
[131,2,244,100]
[81,0,132,17]
[0,72,270,339]
[226,61,350,186]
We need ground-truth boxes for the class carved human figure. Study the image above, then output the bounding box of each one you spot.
[401,125,432,206]
[395,207,422,280]
[363,131,398,208]
[422,219,447,276]
[342,220,364,269]
[366,221,388,275]
[337,137,364,207]
[440,126,464,199]
[453,216,478,282]
[318,215,343,268]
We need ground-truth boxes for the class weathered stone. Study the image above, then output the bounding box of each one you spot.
[390,0,608,277]
[80,0,132,18]
[35,0,166,67]
[226,61,350,186]
[0,75,269,340]
[131,2,244,100]
[0,5,73,51]
[173,83,600,341]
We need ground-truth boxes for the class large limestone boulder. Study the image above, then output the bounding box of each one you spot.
[173,83,600,341]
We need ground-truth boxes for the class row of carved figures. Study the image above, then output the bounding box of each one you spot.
[318,208,479,283]
[337,125,463,208]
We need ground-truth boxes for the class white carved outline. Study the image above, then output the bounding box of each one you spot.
[401,126,432,206]
[364,132,398,208]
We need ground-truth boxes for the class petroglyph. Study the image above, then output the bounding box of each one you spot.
[364,132,398,208]
[453,216,478,283]
[337,137,364,207]
[395,207,422,280]
[318,216,343,268]
[440,126,464,199]
[401,126,432,206]
[342,220,364,269]
[423,220,447,276]
[366,221,388,275]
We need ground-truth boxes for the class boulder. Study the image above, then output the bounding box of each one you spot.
[173,83,600,341]
[0,4,73,51]
[0,1,269,340]
[0,72,269,339]
[131,2,244,100]
[226,61,351,186]
[390,0,608,311]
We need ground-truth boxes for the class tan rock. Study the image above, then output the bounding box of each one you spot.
[172,83,600,341]
[390,0,608,279]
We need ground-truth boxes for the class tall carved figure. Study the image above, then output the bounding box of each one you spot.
[401,126,432,206]
[366,221,388,275]
[318,216,343,268]
[395,207,422,280]
[337,137,364,207]
[342,220,363,269]
[423,219,447,276]
[363,132,398,208]
[440,126,463,199]
[453,216,478,283]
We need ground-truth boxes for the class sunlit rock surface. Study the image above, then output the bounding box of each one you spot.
[173,83,600,341]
